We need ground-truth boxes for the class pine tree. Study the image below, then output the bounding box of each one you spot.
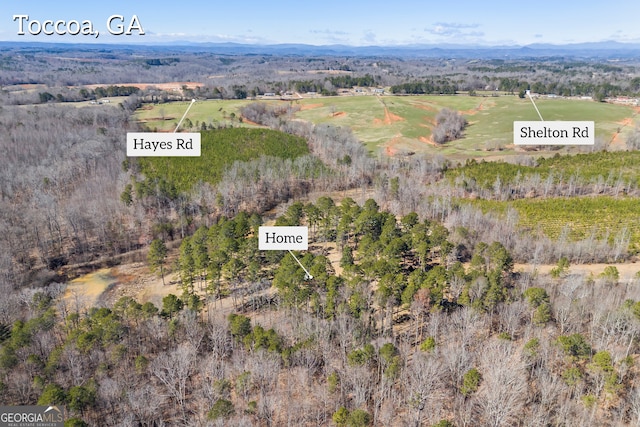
[148,239,168,286]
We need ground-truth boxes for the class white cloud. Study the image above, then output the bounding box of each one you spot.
[425,22,483,39]
[362,30,377,44]
[309,29,349,35]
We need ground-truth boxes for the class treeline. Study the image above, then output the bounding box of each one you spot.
[291,80,324,93]
[471,60,624,74]
[497,77,630,100]
[6,85,141,105]
[142,58,180,67]
[390,79,457,95]
[388,75,638,99]
[469,196,638,260]
[327,74,376,88]
[233,73,378,98]
[187,122,377,222]
[389,77,633,99]
[92,85,140,98]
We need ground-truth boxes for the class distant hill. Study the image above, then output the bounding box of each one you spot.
[2,40,640,59]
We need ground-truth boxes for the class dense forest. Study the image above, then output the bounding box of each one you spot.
[3,45,640,104]
[2,46,640,426]
[4,199,640,426]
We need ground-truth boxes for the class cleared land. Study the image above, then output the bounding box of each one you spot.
[64,268,117,308]
[293,95,638,156]
[134,99,265,131]
[134,95,639,158]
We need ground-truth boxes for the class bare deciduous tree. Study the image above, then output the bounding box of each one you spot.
[151,343,197,422]
[475,341,527,427]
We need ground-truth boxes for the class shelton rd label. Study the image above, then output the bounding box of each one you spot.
[514,121,594,145]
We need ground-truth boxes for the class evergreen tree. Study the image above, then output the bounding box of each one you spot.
[148,239,168,286]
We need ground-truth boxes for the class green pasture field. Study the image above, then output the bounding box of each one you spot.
[133,99,261,131]
[293,95,637,156]
[465,196,640,252]
[133,95,638,158]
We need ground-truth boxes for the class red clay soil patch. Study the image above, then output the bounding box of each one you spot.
[300,103,324,111]
[410,101,438,112]
[460,101,485,116]
[420,117,436,126]
[332,111,346,118]
[240,116,263,126]
[384,134,403,156]
[461,100,497,115]
[419,136,439,147]
[138,116,177,122]
[612,132,621,143]
[374,105,405,125]
[610,117,636,148]
[387,111,404,123]
[610,129,626,150]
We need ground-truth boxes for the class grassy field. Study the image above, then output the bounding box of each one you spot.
[294,95,638,156]
[134,99,263,131]
[133,95,639,158]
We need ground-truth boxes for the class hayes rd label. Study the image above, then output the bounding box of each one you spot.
[126,132,201,156]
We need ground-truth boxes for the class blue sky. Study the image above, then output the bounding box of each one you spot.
[3,1,640,46]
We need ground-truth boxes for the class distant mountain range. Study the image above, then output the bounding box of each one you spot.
[2,40,640,59]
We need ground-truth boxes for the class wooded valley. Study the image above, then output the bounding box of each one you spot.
[2,44,640,426]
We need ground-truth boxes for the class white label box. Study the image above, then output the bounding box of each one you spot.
[259,226,308,251]
[514,121,594,145]
[126,132,201,156]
